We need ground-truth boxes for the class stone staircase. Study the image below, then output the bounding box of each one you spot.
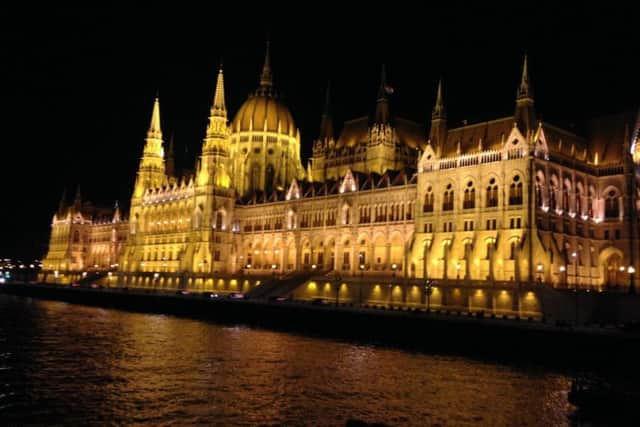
[246,270,322,300]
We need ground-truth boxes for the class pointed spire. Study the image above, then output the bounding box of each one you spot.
[374,64,390,124]
[429,79,447,157]
[515,54,536,134]
[259,40,273,88]
[211,64,227,117]
[517,54,533,100]
[432,78,446,120]
[147,95,163,139]
[113,200,121,223]
[319,82,334,140]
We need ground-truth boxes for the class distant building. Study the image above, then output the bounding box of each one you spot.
[42,46,640,292]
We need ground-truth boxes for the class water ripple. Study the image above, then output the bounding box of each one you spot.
[0,295,575,426]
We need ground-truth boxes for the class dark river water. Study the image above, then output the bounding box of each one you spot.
[0,295,582,426]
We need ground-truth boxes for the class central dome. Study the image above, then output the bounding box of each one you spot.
[228,42,305,196]
[232,94,296,134]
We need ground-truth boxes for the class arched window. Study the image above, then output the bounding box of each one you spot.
[463,181,475,209]
[576,185,583,215]
[509,175,523,205]
[562,181,570,211]
[549,183,557,210]
[535,176,543,207]
[442,184,454,211]
[73,230,80,244]
[605,190,619,219]
[486,178,498,207]
[423,186,434,213]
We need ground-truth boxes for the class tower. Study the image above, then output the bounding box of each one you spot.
[133,96,166,197]
[198,65,231,189]
[366,64,399,174]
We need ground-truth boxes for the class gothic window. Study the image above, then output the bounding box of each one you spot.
[509,175,523,205]
[463,181,475,209]
[605,190,619,219]
[442,184,454,211]
[423,186,434,212]
[576,190,582,215]
[486,178,498,207]
[535,175,543,207]
[549,185,557,210]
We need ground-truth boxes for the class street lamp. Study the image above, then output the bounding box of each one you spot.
[628,265,636,294]
[571,251,578,290]
[390,263,397,307]
[425,279,433,312]
[536,263,543,284]
[271,263,277,281]
[334,274,342,307]
[559,265,566,288]
[359,264,365,305]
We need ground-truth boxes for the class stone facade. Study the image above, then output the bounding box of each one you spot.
[42,50,640,292]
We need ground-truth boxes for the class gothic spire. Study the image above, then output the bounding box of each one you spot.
[432,78,446,120]
[515,54,536,135]
[259,40,273,88]
[147,95,163,140]
[211,64,226,117]
[429,79,448,157]
[517,54,533,100]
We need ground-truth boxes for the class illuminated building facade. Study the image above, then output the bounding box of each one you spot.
[42,48,640,293]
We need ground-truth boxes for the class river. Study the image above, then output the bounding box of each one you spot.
[0,294,586,425]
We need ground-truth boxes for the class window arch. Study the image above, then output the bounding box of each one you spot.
[576,183,584,216]
[463,181,475,209]
[486,178,498,208]
[423,186,434,213]
[562,179,571,212]
[442,184,454,211]
[605,189,619,219]
[509,175,523,205]
[535,174,543,207]
[549,177,558,211]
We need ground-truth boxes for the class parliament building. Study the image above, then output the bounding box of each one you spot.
[41,44,640,306]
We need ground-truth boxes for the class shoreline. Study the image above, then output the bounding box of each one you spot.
[3,281,640,374]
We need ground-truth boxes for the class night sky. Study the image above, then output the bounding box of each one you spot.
[1,4,638,261]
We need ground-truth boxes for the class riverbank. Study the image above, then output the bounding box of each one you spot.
[3,282,640,372]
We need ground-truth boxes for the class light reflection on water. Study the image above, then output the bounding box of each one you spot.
[0,295,576,426]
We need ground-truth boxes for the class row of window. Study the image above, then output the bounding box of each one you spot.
[423,218,520,233]
[423,178,523,213]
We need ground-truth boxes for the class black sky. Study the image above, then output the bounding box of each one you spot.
[1,4,638,260]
